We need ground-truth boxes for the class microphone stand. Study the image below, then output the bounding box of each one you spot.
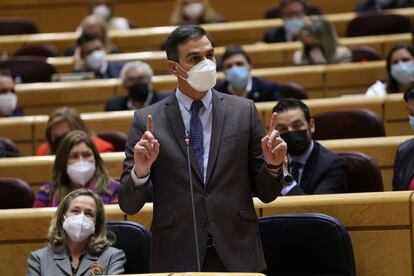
[184,131,202,272]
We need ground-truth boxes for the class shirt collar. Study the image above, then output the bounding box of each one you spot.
[288,140,314,165]
[175,87,212,111]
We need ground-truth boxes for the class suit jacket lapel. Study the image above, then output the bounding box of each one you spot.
[205,91,226,186]
[165,93,204,182]
[77,252,99,276]
[300,142,320,193]
[53,251,72,276]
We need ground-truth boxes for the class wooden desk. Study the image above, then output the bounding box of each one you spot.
[0,0,358,33]
[257,191,414,276]
[0,136,409,191]
[48,33,411,75]
[1,8,413,55]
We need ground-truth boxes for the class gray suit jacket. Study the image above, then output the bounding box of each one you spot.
[26,246,125,276]
[119,90,284,272]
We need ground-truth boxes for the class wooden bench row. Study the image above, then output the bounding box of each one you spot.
[48,33,411,75]
[1,94,409,156]
[1,7,413,55]
[0,135,410,192]
[0,0,358,33]
[15,61,388,115]
[0,190,412,275]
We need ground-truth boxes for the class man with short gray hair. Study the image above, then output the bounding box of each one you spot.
[105,61,166,111]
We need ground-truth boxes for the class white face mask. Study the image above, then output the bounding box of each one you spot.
[86,50,106,71]
[284,18,304,36]
[177,59,217,92]
[63,214,95,242]
[183,2,204,19]
[0,92,17,116]
[66,161,96,186]
[93,4,111,21]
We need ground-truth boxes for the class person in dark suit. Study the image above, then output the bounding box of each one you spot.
[263,0,307,43]
[118,25,287,272]
[105,61,167,111]
[214,46,282,102]
[73,32,124,79]
[273,98,348,195]
[393,86,414,190]
[0,69,25,117]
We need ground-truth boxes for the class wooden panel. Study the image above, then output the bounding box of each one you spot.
[127,203,154,230]
[2,8,414,54]
[382,169,394,192]
[259,191,412,227]
[0,243,45,276]
[386,122,412,136]
[350,230,412,276]
[325,61,386,96]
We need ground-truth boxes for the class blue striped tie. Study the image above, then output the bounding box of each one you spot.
[190,100,204,178]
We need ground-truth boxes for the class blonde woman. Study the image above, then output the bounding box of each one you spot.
[293,16,352,65]
[27,189,125,275]
[170,0,225,25]
[34,130,120,207]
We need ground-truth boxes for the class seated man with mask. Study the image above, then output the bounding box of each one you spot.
[215,46,282,102]
[273,98,348,195]
[73,32,124,79]
[0,69,25,117]
[104,61,166,111]
[263,0,307,43]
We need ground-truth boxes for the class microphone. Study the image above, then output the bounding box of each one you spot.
[184,130,202,272]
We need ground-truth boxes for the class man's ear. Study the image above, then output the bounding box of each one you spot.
[309,118,315,134]
[168,60,179,76]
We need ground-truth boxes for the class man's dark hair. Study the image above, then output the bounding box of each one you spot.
[0,69,12,78]
[221,45,251,65]
[165,25,212,62]
[404,84,414,102]
[273,98,311,123]
[279,0,306,12]
[76,32,105,46]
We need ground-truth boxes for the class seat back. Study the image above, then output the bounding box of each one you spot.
[347,13,410,37]
[279,82,309,99]
[350,46,382,62]
[107,220,150,274]
[338,151,383,193]
[0,18,38,35]
[96,131,127,152]
[0,177,34,208]
[0,56,56,83]
[313,109,385,140]
[259,213,356,276]
[0,137,20,157]
[14,44,58,58]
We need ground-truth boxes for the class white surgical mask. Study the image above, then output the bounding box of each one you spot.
[0,92,17,116]
[183,2,204,19]
[63,214,95,242]
[409,115,414,130]
[177,59,216,92]
[66,161,96,186]
[391,61,414,85]
[86,50,106,71]
[93,4,111,21]
[284,18,304,36]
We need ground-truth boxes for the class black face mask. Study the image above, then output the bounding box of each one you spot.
[128,83,150,102]
[280,129,311,156]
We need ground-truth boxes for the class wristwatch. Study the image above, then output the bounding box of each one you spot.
[265,162,283,170]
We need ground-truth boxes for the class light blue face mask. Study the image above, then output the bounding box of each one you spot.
[284,18,304,36]
[391,61,414,85]
[225,66,249,90]
[409,115,414,130]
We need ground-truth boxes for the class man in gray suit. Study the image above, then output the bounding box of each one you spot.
[119,25,287,272]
